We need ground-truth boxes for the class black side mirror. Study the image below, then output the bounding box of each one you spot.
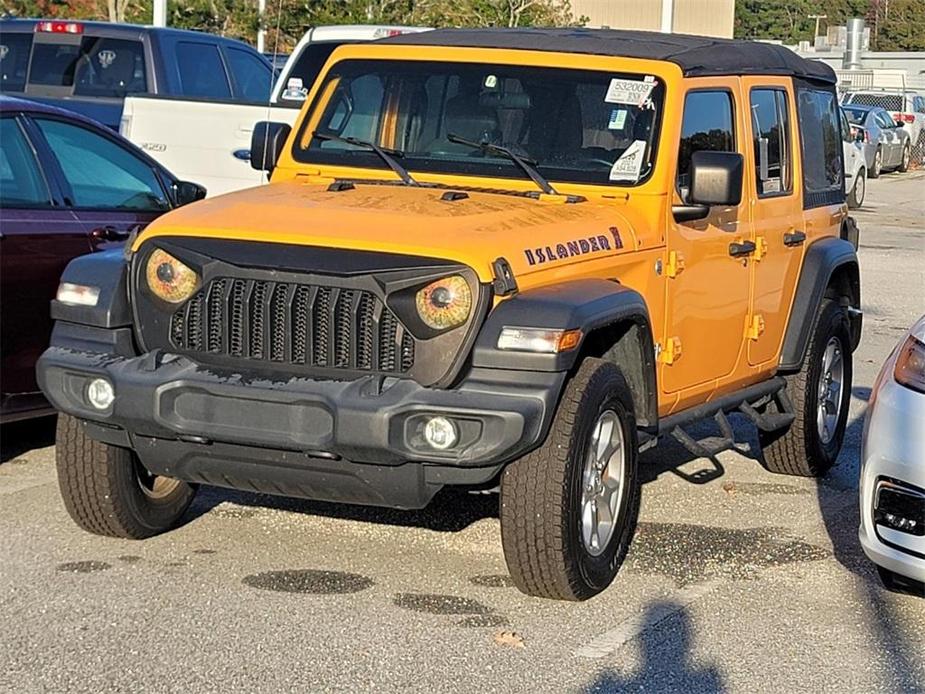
[894,120,904,128]
[173,180,206,206]
[251,121,292,173]
[855,129,865,143]
[673,150,744,223]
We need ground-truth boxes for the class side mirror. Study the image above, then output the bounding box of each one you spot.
[895,120,904,128]
[251,121,292,173]
[173,180,206,206]
[673,150,744,223]
[855,129,865,143]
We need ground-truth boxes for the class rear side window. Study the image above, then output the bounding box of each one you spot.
[34,118,169,211]
[750,88,791,196]
[796,86,843,204]
[278,42,345,106]
[176,42,231,99]
[0,117,51,207]
[0,33,33,92]
[224,47,272,102]
[677,90,735,195]
[74,37,147,97]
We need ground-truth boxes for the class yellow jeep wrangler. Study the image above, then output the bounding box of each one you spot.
[39,28,862,601]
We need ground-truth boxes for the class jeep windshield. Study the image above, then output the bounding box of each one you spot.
[294,60,665,188]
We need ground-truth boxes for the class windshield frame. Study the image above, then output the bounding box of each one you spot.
[290,56,667,190]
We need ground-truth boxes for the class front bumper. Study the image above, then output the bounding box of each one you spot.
[38,323,564,508]
[859,361,925,583]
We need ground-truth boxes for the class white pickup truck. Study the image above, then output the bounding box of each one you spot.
[119,25,428,196]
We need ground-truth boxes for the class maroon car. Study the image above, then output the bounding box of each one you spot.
[0,95,204,422]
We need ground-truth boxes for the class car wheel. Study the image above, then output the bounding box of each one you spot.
[759,300,852,477]
[877,566,925,597]
[848,169,865,208]
[56,414,195,538]
[869,148,882,178]
[899,142,912,172]
[499,358,640,601]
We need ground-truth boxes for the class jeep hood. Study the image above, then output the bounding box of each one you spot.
[138,180,648,283]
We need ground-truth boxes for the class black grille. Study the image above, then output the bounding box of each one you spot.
[170,277,414,374]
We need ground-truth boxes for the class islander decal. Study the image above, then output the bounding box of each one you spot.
[524,227,624,266]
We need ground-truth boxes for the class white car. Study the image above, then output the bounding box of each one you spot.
[120,25,429,196]
[843,89,925,162]
[859,314,925,597]
[840,107,866,209]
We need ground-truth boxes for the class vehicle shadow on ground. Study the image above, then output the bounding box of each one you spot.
[184,483,499,533]
[0,416,56,464]
[582,602,724,693]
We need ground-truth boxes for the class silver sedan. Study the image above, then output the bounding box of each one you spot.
[859,314,925,596]
[842,103,913,178]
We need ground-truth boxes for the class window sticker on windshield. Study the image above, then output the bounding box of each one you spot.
[98,50,116,69]
[605,76,655,106]
[608,109,628,130]
[609,139,647,182]
[282,77,307,101]
[484,74,498,88]
[0,45,8,60]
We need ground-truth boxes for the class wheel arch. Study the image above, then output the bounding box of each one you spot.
[780,237,861,372]
[471,278,658,430]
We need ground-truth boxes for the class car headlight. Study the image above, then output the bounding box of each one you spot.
[145,248,198,304]
[415,275,472,330]
[894,333,925,394]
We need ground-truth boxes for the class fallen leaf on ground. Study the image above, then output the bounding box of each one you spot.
[722,481,736,495]
[494,630,525,649]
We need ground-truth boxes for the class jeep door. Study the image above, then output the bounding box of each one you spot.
[742,79,805,367]
[663,80,753,403]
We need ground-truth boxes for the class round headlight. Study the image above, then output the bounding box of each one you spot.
[415,275,472,330]
[145,248,198,304]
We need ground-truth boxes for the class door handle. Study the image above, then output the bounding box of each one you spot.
[783,231,806,247]
[90,226,131,242]
[232,149,251,161]
[728,240,756,258]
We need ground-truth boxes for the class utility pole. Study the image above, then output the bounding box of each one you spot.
[660,0,674,33]
[152,0,166,26]
[808,13,826,41]
[257,0,266,53]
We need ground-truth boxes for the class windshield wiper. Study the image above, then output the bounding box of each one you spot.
[313,131,419,186]
[446,133,558,196]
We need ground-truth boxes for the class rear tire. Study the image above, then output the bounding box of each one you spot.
[848,169,865,208]
[899,143,911,173]
[500,358,640,601]
[869,148,882,178]
[56,414,195,538]
[759,300,852,477]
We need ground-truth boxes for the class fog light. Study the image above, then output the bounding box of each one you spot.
[423,416,458,450]
[86,378,114,410]
[875,480,924,536]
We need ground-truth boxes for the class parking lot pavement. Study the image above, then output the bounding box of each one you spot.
[2,172,924,694]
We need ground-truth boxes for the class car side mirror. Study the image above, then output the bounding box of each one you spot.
[251,121,292,173]
[672,150,744,223]
[855,130,865,143]
[895,120,904,128]
[173,180,206,206]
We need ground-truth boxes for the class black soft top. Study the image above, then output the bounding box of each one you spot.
[380,28,836,85]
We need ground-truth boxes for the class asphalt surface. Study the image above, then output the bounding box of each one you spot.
[2,172,924,694]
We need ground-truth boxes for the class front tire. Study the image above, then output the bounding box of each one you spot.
[56,415,195,538]
[848,169,865,208]
[500,358,640,601]
[759,300,852,477]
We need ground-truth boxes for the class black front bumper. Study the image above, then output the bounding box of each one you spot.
[38,323,564,509]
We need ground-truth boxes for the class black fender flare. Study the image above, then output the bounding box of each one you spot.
[780,236,861,372]
[50,249,132,329]
[471,279,657,429]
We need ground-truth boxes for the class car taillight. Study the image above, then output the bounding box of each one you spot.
[35,21,83,34]
[897,113,916,123]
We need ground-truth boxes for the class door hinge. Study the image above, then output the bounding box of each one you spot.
[753,236,768,261]
[747,314,766,341]
[658,337,682,364]
[666,250,685,278]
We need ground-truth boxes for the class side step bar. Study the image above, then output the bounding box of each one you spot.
[639,376,793,456]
